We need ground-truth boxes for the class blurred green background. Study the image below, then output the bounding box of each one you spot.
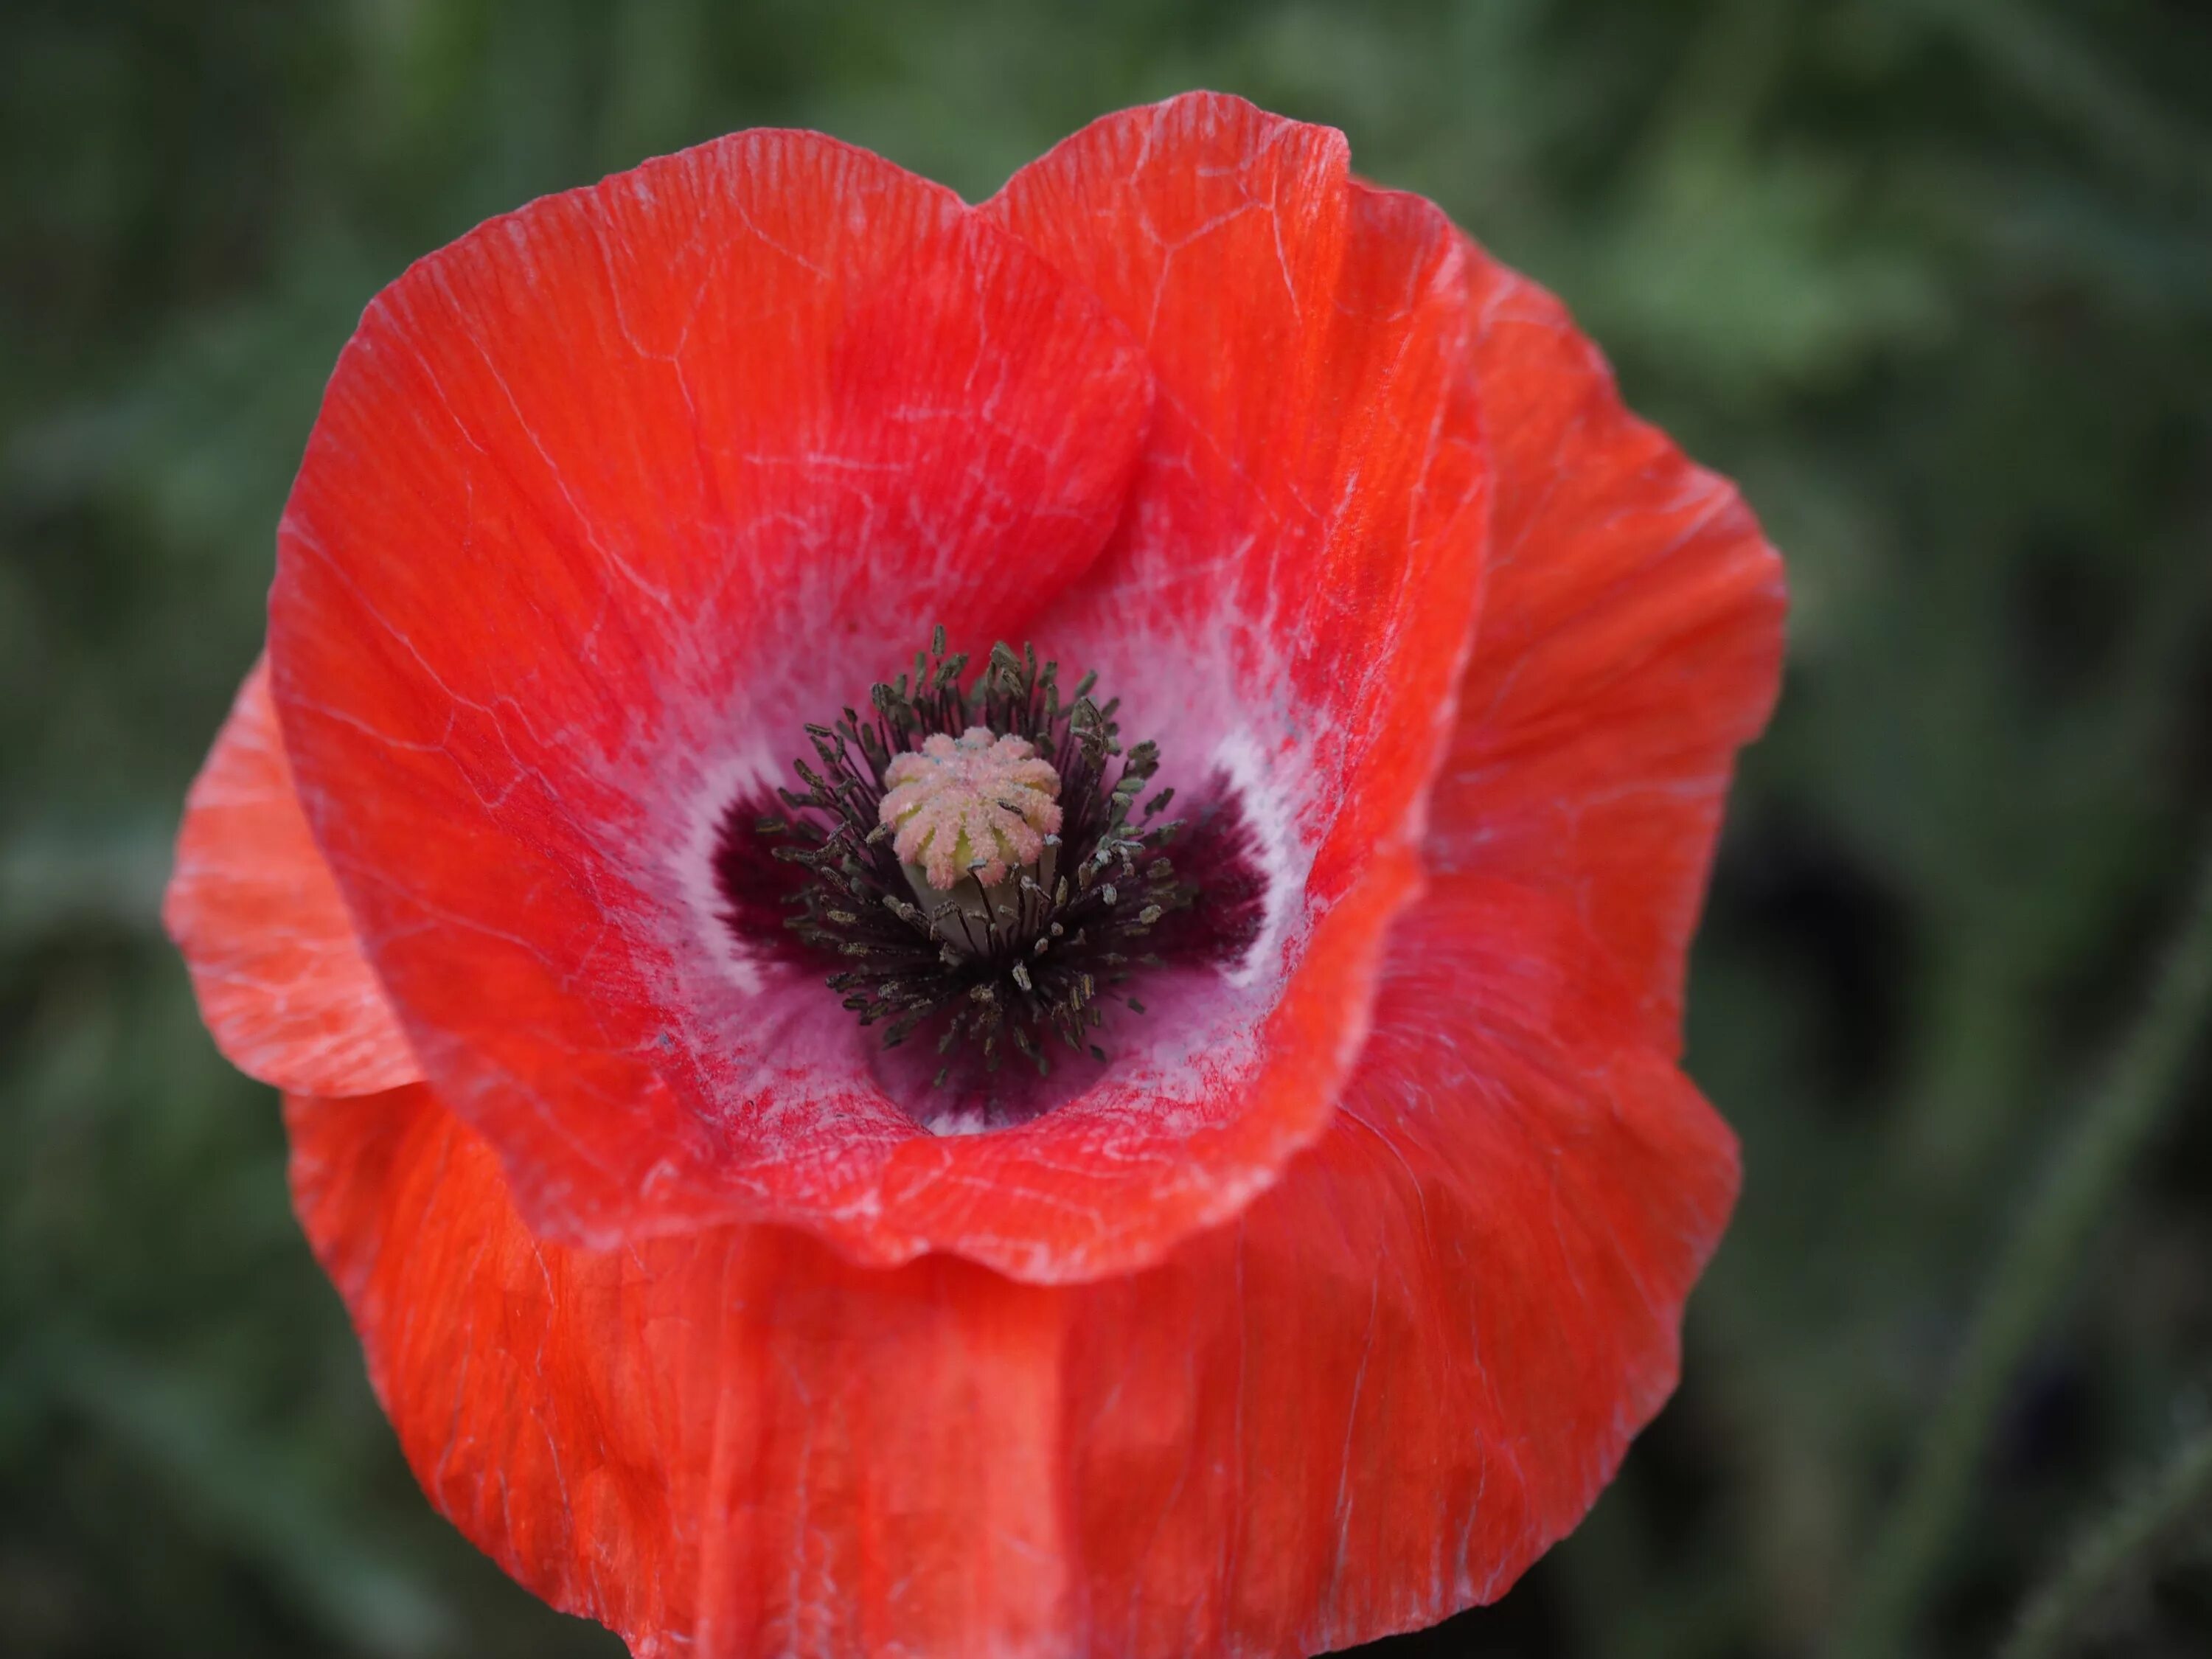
[6,1,2211,1655]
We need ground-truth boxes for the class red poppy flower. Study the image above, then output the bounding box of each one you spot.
[166,93,1783,1658]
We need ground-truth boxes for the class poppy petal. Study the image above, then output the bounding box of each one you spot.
[163,655,417,1095]
[911,91,1493,1284]
[1425,243,1787,1042]
[984,88,1489,928]
[258,112,1493,1284]
[289,1083,1082,1658]
[1060,872,1739,1652]
[266,131,1162,1260]
[286,872,1733,1658]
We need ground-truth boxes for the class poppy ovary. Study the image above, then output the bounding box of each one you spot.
[762,629,1189,1085]
[880,726,1064,905]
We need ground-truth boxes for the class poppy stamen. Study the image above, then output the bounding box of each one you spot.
[765,628,1189,1081]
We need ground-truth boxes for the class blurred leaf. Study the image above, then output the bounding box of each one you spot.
[40,1335,458,1658]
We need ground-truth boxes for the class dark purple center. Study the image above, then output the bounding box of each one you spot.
[710,634,1265,1089]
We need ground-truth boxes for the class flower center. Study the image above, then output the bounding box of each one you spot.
[761,630,1189,1084]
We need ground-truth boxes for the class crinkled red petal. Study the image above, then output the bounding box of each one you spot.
[267,130,1183,1268]
[287,872,1736,1659]
[256,104,1488,1283]
[1425,241,1787,1044]
[163,655,417,1095]
[1063,874,1738,1652]
[983,90,1489,923]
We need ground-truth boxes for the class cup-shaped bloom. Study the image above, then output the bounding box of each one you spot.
[166,92,1784,1658]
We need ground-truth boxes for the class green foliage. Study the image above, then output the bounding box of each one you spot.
[4,1,2209,1653]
